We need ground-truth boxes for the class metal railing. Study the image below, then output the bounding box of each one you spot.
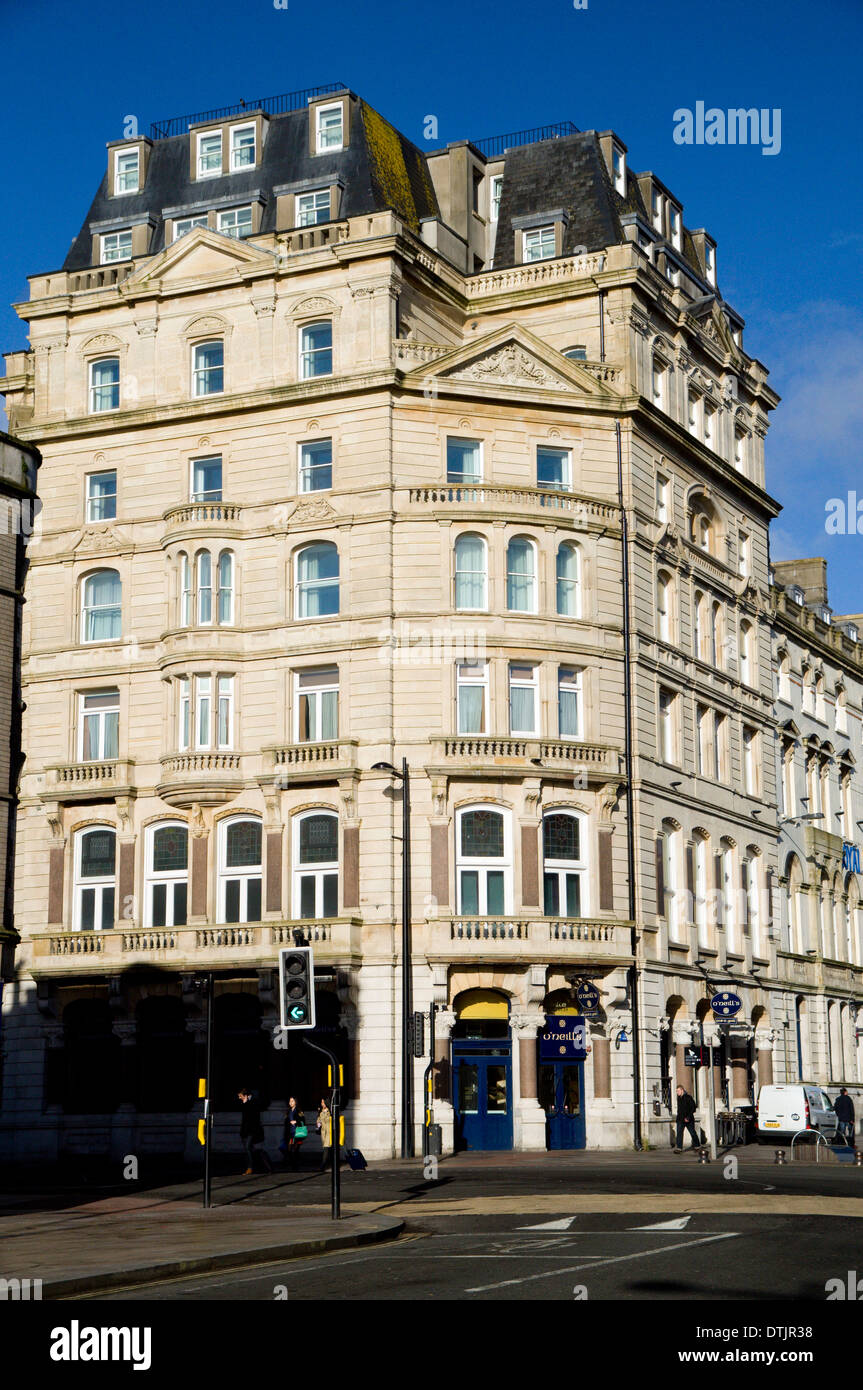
[149,83,347,139]
[472,121,580,159]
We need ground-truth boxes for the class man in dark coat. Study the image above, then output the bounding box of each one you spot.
[674,1085,700,1152]
[238,1087,273,1174]
[834,1087,856,1146]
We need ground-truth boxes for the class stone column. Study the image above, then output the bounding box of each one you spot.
[252,296,276,386]
[189,807,209,924]
[756,1029,774,1087]
[673,1023,696,1092]
[511,1011,547,1151]
[730,1032,752,1101]
[592,1034,611,1099]
[111,1019,138,1162]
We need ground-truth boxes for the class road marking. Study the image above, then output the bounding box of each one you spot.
[517,1217,577,1231]
[465,1231,740,1293]
[631,1216,691,1231]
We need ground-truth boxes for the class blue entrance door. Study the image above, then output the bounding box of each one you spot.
[452,1046,513,1150]
[540,1061,586,1149]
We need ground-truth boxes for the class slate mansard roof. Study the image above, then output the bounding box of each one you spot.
[63,96,440,271]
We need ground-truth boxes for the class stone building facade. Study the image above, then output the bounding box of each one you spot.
[0,86,818,1161]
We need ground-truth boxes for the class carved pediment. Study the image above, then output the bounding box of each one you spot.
[291,295,337,318]
[82,333,125,354]
[72,524,126,555]
[121,226,276,293]
[285,497,337,525]
[403,323,620,400]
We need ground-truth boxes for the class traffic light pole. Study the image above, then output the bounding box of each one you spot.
[302,1037,341,1220]
[203,971,214,1209]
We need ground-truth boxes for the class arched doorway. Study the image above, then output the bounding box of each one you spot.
[538,988,587,1150]
[451,989,512,1151]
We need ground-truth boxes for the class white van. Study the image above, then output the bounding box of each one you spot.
[756,1084,840,1143]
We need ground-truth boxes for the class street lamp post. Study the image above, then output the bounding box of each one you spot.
[373,758,414,1158]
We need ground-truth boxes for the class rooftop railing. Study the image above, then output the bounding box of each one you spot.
[149,83,347,139]
[471,121,580,159]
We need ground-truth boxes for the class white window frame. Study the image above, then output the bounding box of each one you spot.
[86,470,117,522]
[144,821,189,928]
[558,666,581,740]
[446,436,482,485]
[294,667,339,743]
[229,122,256,172]
[191,340,224,397]
[190,455,222,503]
[490,174,503,222]
[743,725,759,796]
[669,204,682,250]
[316,103,344,153]
[536,445,571,493]
[89,357,120,414]
[77,689,120,762]
[80,570,121,644]
[299,321,333,379]
[508,663,538,736]
[542,809,588,918]
[656,472,670,524]
[216,205,252,239]
[657,571,672,643]
[456,661,489,735]
[658,687,677,764]
[197,131,223,179]
[454,533,488,613]
[100,230,133,264]
[292,810,340,919]
[217,551,234,626]
[114,147,140,195]
[506,536,538,614]
[73,826,117,932]
[173,215,209,241]
[556,542,580,618]
[298,438,333,493]
[296,188,331,226]
[295,542,340,619]
[455,805,513,917]
[523,226,555,262]
[217,815,263,924]
[652,358,667,410]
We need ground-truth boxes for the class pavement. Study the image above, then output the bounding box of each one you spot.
[3,1144,863,1299]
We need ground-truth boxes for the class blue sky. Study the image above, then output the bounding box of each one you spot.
[2,0,862,606]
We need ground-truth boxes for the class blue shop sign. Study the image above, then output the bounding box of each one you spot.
[843,843,861,874]
[540,1015,589,1060]
[710,991,742,1019]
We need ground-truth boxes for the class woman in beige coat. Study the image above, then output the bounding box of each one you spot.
[316,1099,333,1171]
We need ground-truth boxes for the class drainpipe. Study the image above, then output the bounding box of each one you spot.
[598,288,606,363]
[2,511,28,966]
[616,419,642,1149]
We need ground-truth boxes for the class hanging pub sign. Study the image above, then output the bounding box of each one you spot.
[842,843,861,874]
[540,1015,589,1060]
[576,982,601,1015]
[710,991,742,1019]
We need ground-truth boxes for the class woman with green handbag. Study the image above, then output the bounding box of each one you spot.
[282,1097,307,1169]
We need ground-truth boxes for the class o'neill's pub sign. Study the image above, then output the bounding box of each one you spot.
[843,843,861,874]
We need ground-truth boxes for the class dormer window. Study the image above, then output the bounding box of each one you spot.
[847,624,859,644]
[114,148,140,195]
[651,189,663,232]
[230,123,256,171]
[100,230,132,264]
[705,243,717,286]
[297,189,331,226]
[217,206,252,239]
[789,585,804,605]
[173,215,209,241]
[669,205,682,250]
[490,175,503,221]
[316,103,344,152]
[197,132,222,179]
[523,226,555,262]
[612,145,625,194]
[817,605,831,626]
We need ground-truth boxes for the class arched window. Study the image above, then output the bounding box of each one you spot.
[196,551,213,625]
[694,833,710,948]
[778,650,791,702]
[739,620,753,686]
[89,357,120,413]
[743,848,761,954]
[145,822,188,927]
[693,590,705,659]
[180,553,192,626]
[296,542,339,617]
[293,811,339,919]
[659,819,683,938]
[720,838,736,951]
[456,807,511,917]
[506,537,536,613]
[836,686,848,735]
[657,570,673,643]
[192,340,224,397]
[786,854,805,954]
[815,672,826,722]
[218,551,234,624]
[711,601,723,667]
[454,534,488,611]
[542,811,587,917]
[218,816,262,923]
[802,663,814,713]
[820,871,833,958]
[300,321,333,379]
[81,569,121,642]
[556,542,579,617]
[74,826,116,931]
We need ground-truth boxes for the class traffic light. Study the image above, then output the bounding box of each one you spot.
[278,946,316,1030]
